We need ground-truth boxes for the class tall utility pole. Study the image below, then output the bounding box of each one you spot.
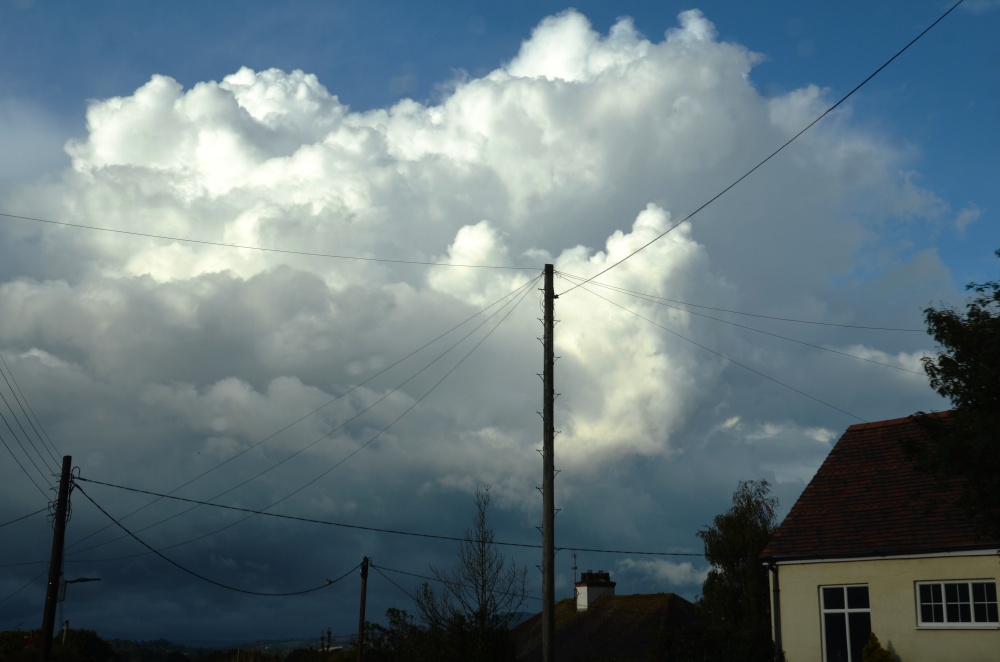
[541,264,556,662]
[41,455,73,662]
[356,556,370,662]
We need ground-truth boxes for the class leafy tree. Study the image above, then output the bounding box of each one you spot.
[696,479,778,662]
[910,248,1000,538]
[413,485,526,662]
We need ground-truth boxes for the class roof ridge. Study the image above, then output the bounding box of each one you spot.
[844,410,951,432]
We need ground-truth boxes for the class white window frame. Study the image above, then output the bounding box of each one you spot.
[915,580,999,629]
[820,584,871,662]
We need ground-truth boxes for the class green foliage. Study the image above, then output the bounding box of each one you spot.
[911,248,1000,538]
[861,632,895,662]
[695,479,778,662]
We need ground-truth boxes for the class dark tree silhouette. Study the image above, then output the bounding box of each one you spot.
[696,479,777,661]
[910,248,1000,537]
[414,485,526,662]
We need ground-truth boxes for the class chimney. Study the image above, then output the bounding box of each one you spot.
[575,570,616,611]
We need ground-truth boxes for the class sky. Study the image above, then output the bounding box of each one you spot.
[1,0,998,646]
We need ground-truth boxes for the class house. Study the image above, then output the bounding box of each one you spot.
[510,571,701,661]
[761,415,999,662]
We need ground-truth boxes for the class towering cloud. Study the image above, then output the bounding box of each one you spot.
[0,10,954,641]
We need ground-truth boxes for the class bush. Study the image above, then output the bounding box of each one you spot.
[861,632,895,662]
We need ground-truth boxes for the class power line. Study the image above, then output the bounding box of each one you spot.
[0,505,48,529]
[575,282,867,423]
[62,277,538,551]
[370,563,420,603]
[558,273,924,375]
[73,482,355,597]
[557,274,924,332]
[371,562,542,603]
[557,0,966,297]
[0,211,537,271]
[0,567,48,605]
[66,275,543,558]
[75,276,538,556]
[0,367,58,479]
[371,563,688,618]
[0,424,51,499]
[0,352,62,465]
[72,477,705,559]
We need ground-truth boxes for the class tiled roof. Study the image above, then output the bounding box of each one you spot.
[511,593,700,662]
[762,413,999,561]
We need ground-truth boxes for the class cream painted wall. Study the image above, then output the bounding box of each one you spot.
[772,553,1000,662]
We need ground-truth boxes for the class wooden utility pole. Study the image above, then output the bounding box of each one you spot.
[541,264,556,662]
[356,556,370,662]
[41,455,72,662]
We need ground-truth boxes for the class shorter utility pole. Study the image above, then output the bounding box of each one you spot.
[41,455,73,662]
[356,557,370,662]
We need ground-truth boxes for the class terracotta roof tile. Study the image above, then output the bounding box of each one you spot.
[761,413,999,561]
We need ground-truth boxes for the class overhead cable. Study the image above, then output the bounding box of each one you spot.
[0,375,57,481]
[73,482,355,597]
[68,275,541,560]
[0,506,49,529]
[557,0,966,296]
[575,282,867,423]
[66,273,544,552]
[371,562,542,603]
[557,273,924,374]
[557,274,924,332]
[0,425,51,498]
[0,352,62,465]
[0,212,537,271]
[67,275,542,558]
[72,477,705,559]
[0,567,48,605]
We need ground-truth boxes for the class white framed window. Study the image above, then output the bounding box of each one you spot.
[821,585,871,662]
[917,580,998,627]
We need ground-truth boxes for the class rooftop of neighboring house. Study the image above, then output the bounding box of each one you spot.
[762,413,999,562]
[511,592,700,662]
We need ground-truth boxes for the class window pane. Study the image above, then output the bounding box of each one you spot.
[824,613,848,662]
[848,612,871,662]
[975,582,999,622]
[973,582,997,603]
[945,583,972,623]
[823,586,845,610]
[918,583,944,623]
[847,586,869,609]
[945,583,969,603]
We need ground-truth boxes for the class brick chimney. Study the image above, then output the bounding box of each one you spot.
[575,570,616,611]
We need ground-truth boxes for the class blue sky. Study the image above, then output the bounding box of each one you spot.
[1,0,998,645]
